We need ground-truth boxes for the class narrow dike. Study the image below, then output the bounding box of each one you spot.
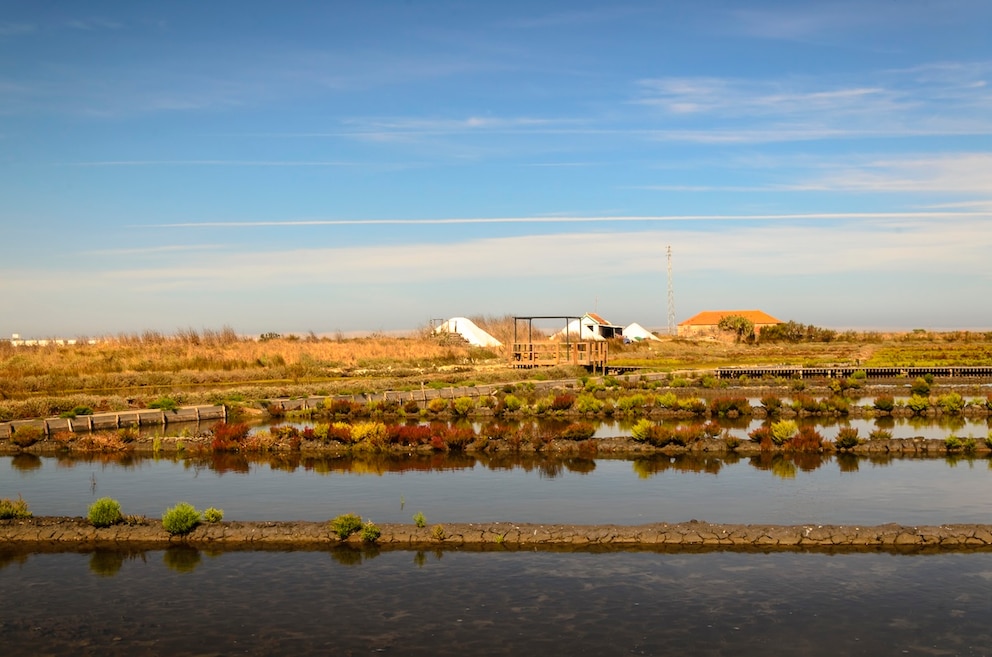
[3,518,991,553]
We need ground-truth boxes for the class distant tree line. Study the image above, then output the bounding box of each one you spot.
[758,321,837,343]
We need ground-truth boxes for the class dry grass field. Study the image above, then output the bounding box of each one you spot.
[1,322,991,421]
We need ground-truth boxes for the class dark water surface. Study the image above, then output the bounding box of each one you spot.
[3,452,991,526]
[1,549,990,656]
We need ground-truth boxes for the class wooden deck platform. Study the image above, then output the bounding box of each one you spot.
[509,341,609,373]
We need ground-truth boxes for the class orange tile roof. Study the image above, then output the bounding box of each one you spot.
[678,310,782,326]
[584,312,620,326]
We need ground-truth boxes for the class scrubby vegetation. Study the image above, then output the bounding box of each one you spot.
[330,513,363,539]
[162,502,201,535]
[0,495,33,519]
[88,497,123,527]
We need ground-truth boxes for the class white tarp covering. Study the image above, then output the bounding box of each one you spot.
[624,322,661,342]
[434,317,502,348]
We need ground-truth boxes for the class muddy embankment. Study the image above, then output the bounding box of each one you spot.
[3,517,992,553]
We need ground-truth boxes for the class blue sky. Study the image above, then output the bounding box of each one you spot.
[2,1,991,338]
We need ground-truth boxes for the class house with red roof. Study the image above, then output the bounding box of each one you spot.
[677,310,782,338]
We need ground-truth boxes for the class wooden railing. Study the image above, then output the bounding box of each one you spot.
[509,341,608,373]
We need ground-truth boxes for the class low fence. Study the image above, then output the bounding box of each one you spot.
[0,405,227,439]
[717,365,992,380]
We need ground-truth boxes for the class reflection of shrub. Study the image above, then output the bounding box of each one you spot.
[330,513,363,539]
[0,496,32,519]
[834,427,861,449]
[88,497,123,527]
[162,502,201,536]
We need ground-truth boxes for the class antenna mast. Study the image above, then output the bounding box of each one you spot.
[666,245,676,335]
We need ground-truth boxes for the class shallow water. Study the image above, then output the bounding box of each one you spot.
[2,549,990,656]
[4,452,990,526]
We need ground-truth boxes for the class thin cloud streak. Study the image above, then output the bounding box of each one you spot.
[146,211,990,229]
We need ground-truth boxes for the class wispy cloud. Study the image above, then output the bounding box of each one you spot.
[65,160,364,168]
[787,153,992,194]
[65,18,125,31]
[9,215,986,295]
[0,22,35,36]
[143,210,989,229]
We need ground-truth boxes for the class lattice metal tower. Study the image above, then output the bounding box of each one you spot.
[666,245,676,335]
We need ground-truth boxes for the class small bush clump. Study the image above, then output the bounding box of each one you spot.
[834,427,861,450]
[0,495,33,519]
[10,425,44,448]
[330,513,363,539]
[88,497,123,527]
[203,507,224,523]
[873,395,895,412]
[162,502,202,535]
[413,511,427,528]
[360,520,381,543]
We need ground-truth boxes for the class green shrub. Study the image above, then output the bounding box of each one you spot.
[770,420,799,445]
[451,396,475,416]
[203,507,224,523]
[413,511,427,528]
[148,397,180,411]
[426,398,448,414]
[431,524,446,541]
[162,502,201,535]
[834,427,861,450]
[937,392,965,414]
[330,513,363,539]
[0,495,32,519]
[630,419,655,443]
[873,395,895,412]
[59,405,94,419]
[501,394,523,412]
[574,393,604,413]
[944,435,963,451]
[88,497,123,528]
[906,394,930,414]
[616,393,646,412]
[360,520,382,543]
[910,377,930,396]
[351,421,388,448]
[656,392,679,409]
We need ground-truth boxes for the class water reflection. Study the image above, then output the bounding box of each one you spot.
[2,549,991,656]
